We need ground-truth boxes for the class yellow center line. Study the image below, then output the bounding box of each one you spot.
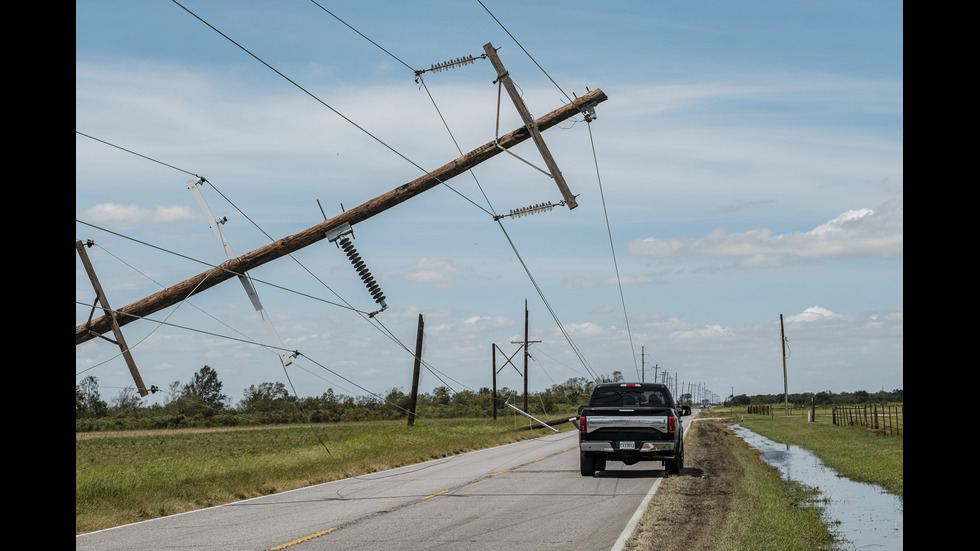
[270,528,335,550]
[421,489,449,500]
[491,470,508,476]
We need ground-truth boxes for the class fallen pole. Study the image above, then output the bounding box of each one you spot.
[76,88,607,345]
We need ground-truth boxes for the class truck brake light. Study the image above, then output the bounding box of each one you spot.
[579,416,587,434]
[667,415,676,434]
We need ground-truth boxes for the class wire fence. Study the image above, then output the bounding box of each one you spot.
[832,404,902,436]
[741,403,903,437]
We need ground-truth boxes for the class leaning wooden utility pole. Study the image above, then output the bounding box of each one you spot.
[76,88,607,346]
[407,313,423,427]
[76,239,149,396]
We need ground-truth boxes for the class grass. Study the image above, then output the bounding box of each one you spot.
[732,406,903,499]
[76,415,574,534]
[716,423,837,550]
[627,419,839,551]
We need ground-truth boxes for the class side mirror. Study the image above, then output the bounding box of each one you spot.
[577,405,587,416]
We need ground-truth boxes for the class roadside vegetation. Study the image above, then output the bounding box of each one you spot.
[629,419,840,551]
[76,367,902,433]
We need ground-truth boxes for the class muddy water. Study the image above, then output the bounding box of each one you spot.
[731,425,903,550]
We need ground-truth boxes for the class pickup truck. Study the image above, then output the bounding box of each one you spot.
[576,382,688,476]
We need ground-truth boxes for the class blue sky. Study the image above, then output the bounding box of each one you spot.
[76,1,903,407]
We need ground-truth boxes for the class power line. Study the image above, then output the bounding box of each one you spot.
[475,1,638,379]
[304,4,601,380]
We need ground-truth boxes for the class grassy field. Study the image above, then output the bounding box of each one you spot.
[730,406,903,498]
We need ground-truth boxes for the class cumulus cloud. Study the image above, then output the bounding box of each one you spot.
[79,202,198,225]
[627,199,902,260]
[787,306,843,323]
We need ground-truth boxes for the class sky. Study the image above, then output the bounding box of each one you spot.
[76,1,903,408]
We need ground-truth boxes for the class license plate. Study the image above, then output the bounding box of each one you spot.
[619,441,635,450]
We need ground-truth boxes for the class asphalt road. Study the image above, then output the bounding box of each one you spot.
[76,429,670,551]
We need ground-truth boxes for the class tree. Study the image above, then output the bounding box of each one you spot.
[180,365,229,415]
[76,375,108,418]
[240,382,291,412]
[111,386,141,415]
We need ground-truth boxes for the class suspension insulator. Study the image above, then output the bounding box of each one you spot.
[339,237,387,308]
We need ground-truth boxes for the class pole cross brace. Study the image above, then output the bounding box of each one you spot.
[483,42,578,210]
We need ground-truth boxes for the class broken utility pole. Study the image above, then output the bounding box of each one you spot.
[483,42,577,209]
[76,88,606,346]
[76,239,149,396]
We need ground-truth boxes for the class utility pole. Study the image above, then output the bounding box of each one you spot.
[781,313,789,416]
[76,240,149,396]
[511,300,540,413]
[76,88,607,346]
[640,346,646,382]
[407,313,423,427]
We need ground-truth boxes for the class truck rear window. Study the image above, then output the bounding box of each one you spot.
[591,389,668,407]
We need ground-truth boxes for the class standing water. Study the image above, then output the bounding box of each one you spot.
[731,425,903,550]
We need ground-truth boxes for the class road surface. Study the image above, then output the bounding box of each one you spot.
[76,429,670,550]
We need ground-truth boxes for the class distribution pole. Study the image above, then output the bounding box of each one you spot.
[524,300,529,412]
[76,88,607,345]
[640,346,645,382]
[76,240,148,396]
[510,299,540,413]
[781,313,789,416]
[407,313,423,427]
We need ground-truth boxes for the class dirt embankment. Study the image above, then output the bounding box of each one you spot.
[625,418,740,551]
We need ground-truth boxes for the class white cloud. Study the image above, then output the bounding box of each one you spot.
[627,199,902,260]
[786,306,843,323]
[78,202,199,225]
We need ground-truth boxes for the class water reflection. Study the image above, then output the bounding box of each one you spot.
[731,425,903,551]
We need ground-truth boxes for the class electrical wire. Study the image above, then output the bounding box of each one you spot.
[78,4,619,455]
[477,0,640,380]
[304,3,603,382]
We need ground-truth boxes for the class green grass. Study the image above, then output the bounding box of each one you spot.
[76,415,574,534]
[627,420,839,551]
[732,407,903,499]
[717,422,836,550]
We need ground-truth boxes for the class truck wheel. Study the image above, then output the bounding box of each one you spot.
[666,445,684,475]
[595,458,606,472]
[580,451,596,476]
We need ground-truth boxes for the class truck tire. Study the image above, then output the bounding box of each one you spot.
[665,445,684,475]
[580,451,596,476]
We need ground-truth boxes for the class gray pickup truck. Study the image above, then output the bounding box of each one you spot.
[575,382,688,476]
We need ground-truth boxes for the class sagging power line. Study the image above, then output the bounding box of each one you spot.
[76,88,607,348]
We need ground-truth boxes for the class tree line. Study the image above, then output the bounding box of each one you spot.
[75,366,608,432]
[725,388,903,407]
[76,366,902,432]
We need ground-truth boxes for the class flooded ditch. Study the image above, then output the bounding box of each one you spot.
[730,424,903,550]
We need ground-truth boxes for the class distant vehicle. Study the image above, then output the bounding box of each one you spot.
[574,382,688,476]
